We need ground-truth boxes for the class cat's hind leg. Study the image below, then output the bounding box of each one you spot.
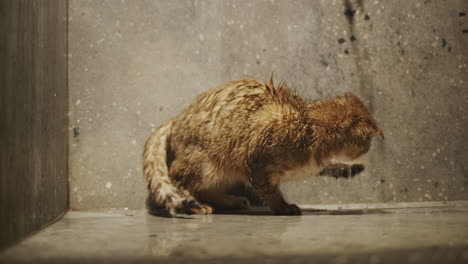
[197,189,250,211]
[165,158,214,215]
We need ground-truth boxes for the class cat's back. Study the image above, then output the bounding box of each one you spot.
[177,78,270,119]
[171,78,304,154]
[173,78,271,133]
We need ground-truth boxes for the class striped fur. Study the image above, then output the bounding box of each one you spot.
[143,120,211,215]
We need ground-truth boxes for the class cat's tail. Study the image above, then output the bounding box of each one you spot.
[143,120,210,216]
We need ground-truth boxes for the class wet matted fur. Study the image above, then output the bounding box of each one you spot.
[143,77,383,216]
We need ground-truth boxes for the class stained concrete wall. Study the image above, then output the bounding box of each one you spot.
[0,1,68,250]
[69,0,468,210]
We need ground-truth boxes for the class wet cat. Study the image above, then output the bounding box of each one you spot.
[143,77,383,216]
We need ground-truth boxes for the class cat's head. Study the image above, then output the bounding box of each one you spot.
[310,93,383,160]
[335,94,383,160]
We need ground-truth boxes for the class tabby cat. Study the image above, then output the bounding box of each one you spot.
[143,77,383,216]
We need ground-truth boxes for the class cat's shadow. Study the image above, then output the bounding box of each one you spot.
[214,206,389,216]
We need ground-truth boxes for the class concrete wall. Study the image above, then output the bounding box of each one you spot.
[69,0,468,210]
[0,1,68,250]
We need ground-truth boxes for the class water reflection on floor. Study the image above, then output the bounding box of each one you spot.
[1,202,468,263]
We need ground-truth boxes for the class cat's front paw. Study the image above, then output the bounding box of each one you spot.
[349,163,365,177]
[273,204,302,215]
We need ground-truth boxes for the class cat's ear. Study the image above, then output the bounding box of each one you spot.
[363,118,384,139]
[375,127,384,139]
[349,118,383,140]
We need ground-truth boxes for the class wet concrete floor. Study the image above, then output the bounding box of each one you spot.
[1,201,468,263]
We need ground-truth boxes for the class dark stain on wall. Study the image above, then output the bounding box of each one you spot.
[341,0,376,113]
[0,0,68,250]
